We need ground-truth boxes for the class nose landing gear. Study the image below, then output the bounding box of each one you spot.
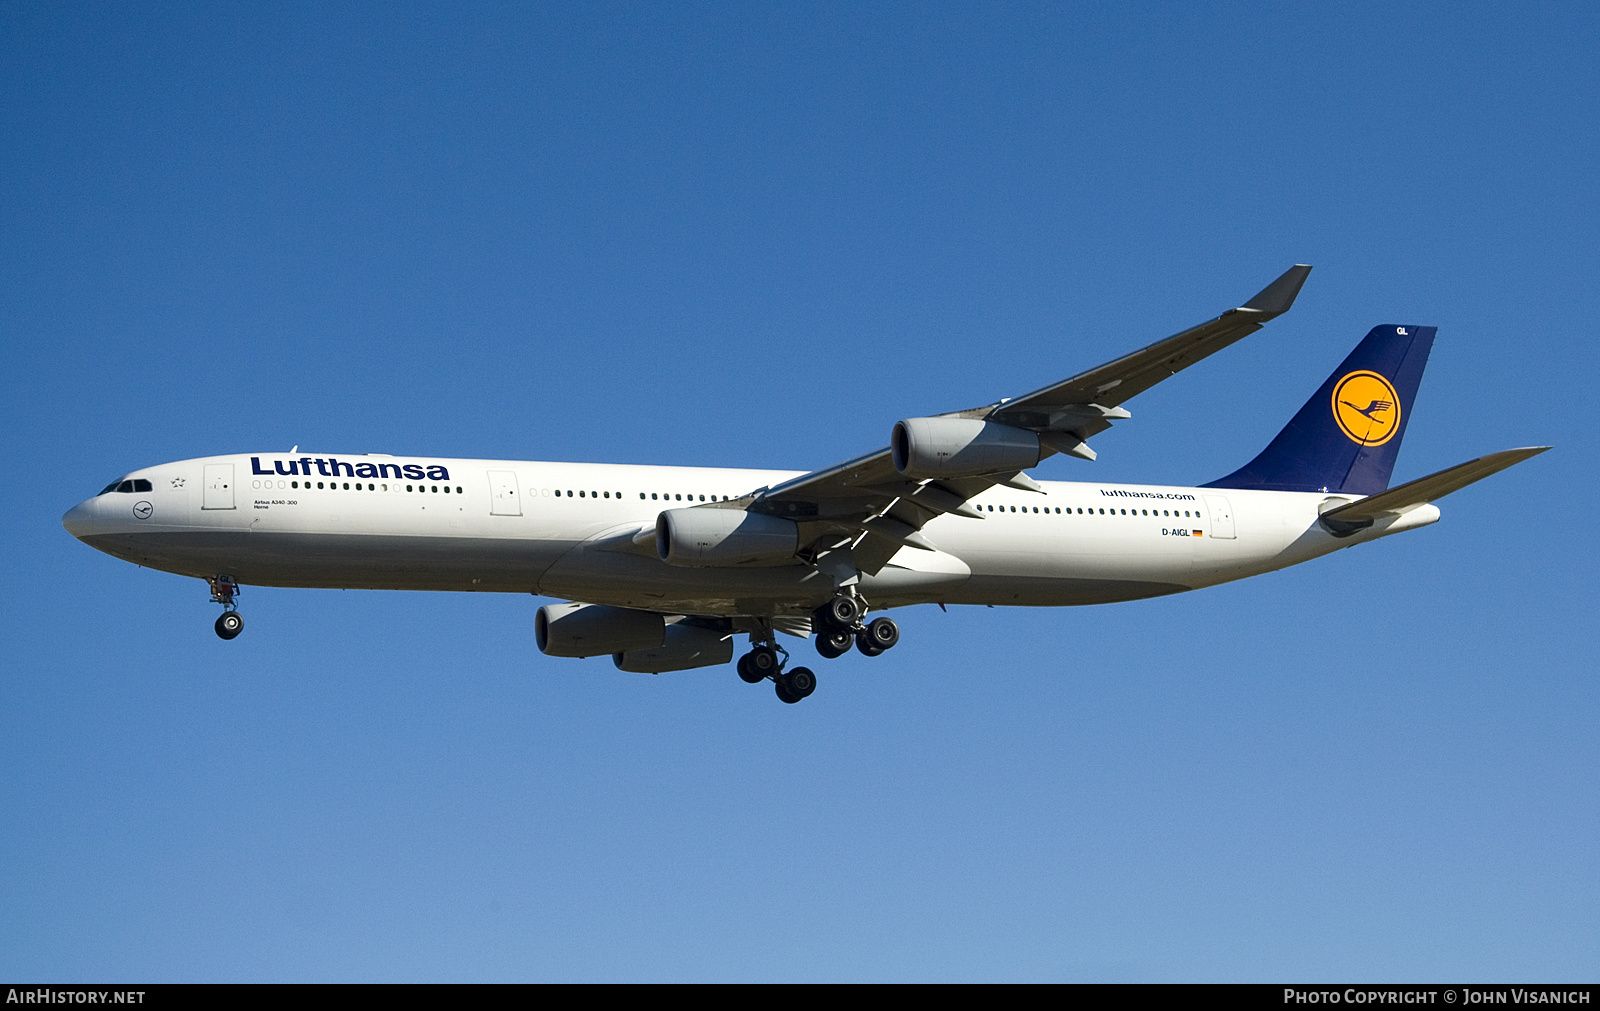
[209,575,243,640]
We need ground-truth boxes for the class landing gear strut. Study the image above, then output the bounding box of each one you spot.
[210,575,243,640]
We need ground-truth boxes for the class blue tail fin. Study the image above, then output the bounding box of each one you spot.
[1205,325,1436,495]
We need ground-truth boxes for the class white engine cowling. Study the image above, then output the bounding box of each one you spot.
[614,623,734,673]
[891,417,1043,478]
[536,602,666,657]
[656,508,799,567]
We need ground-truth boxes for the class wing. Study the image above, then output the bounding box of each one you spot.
[725,265,1314,577]
[980,264,1313,437]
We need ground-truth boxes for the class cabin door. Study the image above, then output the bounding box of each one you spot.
[203,463,235,510]
[488,471,522,516]
[1204,495,1236,539]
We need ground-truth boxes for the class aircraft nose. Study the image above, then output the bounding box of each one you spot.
[62,500,96,539]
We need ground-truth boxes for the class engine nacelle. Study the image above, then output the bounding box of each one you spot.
[535,602,665,658]
[656,508,799,567]
[891,417,1043,479]
[614,622,734,673]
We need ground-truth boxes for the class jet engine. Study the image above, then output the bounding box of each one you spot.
[655,508,798,567]
[535,602,666,657]
[891,417,1043,479]
[613,622,734,673]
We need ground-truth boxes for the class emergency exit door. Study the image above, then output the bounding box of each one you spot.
[488,471,522,516]
[202,463,235,510]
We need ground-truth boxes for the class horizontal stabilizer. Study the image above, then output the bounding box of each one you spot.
[1321,447,1550,524]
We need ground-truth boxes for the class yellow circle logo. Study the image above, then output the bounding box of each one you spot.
[1331,371,1401,446]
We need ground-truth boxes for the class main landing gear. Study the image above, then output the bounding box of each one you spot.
[812,593,899,660]
[210,574,243,640]
[736,640,817,704]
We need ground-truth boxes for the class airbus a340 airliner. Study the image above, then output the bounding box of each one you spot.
[64,266,1547,702]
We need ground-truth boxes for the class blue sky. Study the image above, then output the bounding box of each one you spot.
[2,2,1595,981]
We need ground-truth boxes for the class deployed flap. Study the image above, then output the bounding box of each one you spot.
[1321,447,1550,523]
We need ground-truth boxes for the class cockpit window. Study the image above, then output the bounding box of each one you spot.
[100,478,153,495]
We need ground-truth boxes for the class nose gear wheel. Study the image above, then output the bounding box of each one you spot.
[214,611,243,640]
[208,575,243,640]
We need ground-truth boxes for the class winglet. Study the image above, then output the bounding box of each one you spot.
[1237,264,1313,319]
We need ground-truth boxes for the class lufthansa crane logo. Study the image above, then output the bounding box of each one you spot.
[1331,371,1401,446]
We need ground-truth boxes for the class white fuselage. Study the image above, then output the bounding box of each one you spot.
[63,452,1439,616]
